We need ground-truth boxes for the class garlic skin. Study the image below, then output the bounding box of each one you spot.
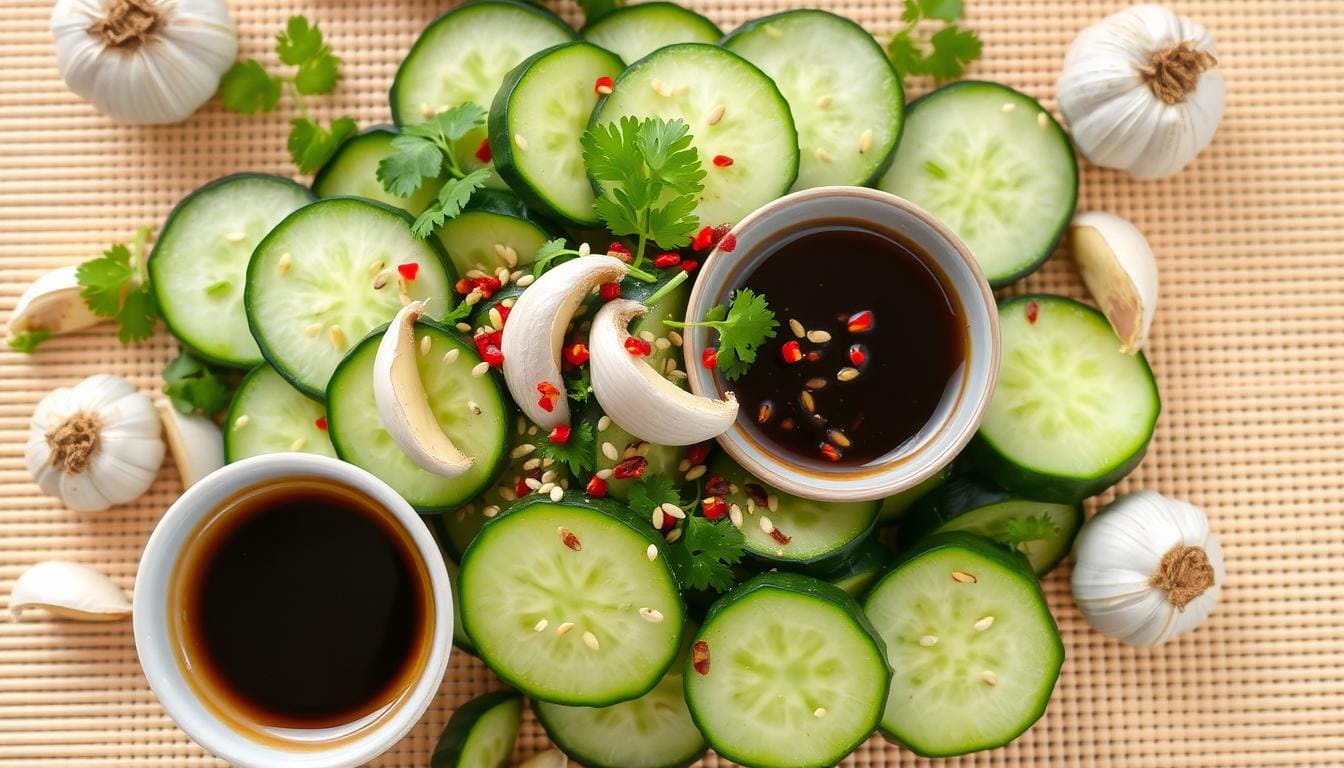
[52,0,237,125]
[9,561,132,622]
[1073,491,1225,647]
[1070,211,1159,354]
[154,399,223,489]
[26,374,165,512]
[6,266,104,342]
[1057,4,1225,179]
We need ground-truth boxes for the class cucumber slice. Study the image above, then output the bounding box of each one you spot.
[581,3,721,66]
[246,197,455,398]
[591,44,798,226]
[877,81,1078,286]
[814,537,888,598]
[312,126,443,215]
[976,295,1161,502]
[442,557,475,655]
[326,320,509,511]
[491,42,624,226]
[723,9,903,189]
[224,365,336,462]
[707,453,878,567]
[460,493,684,706]
[901,476,1083,576]
[436,190,557,277]
[685,573,889,768]
[149,174,314,368]
[431,691,524,768]
[877,463,952,523]
[863,532,1064,757]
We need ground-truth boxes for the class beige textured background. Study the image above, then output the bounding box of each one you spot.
[2,0,1341,765]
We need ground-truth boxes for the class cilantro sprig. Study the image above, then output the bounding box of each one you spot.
[6,329,53,354]
[163,352,233,418]
[536,421,596,477]
[665,288,778,380]
[377,103,493,238]
[219,16,356,174]
[995,513,1061,551]
[629,476,745,593]
[76,226,158,344]
[887,0,982,85]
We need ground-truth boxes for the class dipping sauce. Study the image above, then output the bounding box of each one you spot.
[731,223,966,466]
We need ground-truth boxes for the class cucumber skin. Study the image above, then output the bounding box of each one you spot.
[430,690,522,768]
[149,173,315,369]
[580,3,722,65]
[877,462,954,524]
[974,295,1161,503]
[810,536,889,598]
[535,703,707,768]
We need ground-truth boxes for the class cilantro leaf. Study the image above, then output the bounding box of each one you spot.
[411,166,491,238]
[218,59,281,114]
[924,25,982,81]
[666,288,778,380]
[567,367,593,404]
[379,103,488,230]
[637,118,705,193]
[887,0,981,85]
[680,515,745,592]
[377,134,444,198]
[275,16,324,66]
[75,228,159,344]
[294,50,341,95]
[645,194,699,250]
[426,103,488,143]
[628,475,683,518]
[582,117,640,183]
[7,329,52,354]
[163,352,233,417]
[530,238,573,278]
[995,513,1061,550]
[536,421,595,477]
[920,0,964,22]
[288,116,357,174]
[439,300,475,326]
[117,286,158,343]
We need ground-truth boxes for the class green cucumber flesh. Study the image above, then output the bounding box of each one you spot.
[224,365,335,462]
[581,3,721,66]
[312,126,443,215]
[723,9,903,189]
[431,691,523,768]
[877,81,1078,286]
[863,532,1063,757]
[878,463,953,523]
[460,494,684,705]
[326,320,508,511]
[149,174,313,368]
[246,197,455,398]
[435,190,556,277]
[977,295,1160,502]
[591,43,798,226]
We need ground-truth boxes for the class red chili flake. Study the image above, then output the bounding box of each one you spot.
[594,75,614,95]
[691,226,715,251]
[718,233,737,253]
[712,154,734,168]
[585,475,608,498]
[473,276,502,299]
[624,336,652,357]
[606,242,632,262]
[1026,299,1039,325]
[743,483,769,506]
[701,347,718,370]
[804,350,821,363]
[454,278,474,295]
[780,340,803,364]
[692,640,711,675]
[563,341,590,368]
[473,330,504,366]
[848,344,867,367]
[680,259,699,273]
[599,282,621,301]
[846,310,874,333]
[702,496,728,520]
[515,477,531,497]
[314,416,327,431]
[768,527,793,545]
[397,262,419,281]
[474,138,492,164]
[653,252,681,268]
[820,443,843,462]
[494,304,511,326]
[712,224,731,241]
[612,455,647,480]
[536,380,561,413]
[548,425,571,444]
[686,441,711,467]
[704,475,731,497]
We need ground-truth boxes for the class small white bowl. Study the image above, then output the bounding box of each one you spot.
[684,187,999,502]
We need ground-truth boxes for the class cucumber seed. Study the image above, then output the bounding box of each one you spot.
[534,618,548,632]
[919,635,939,647]
[975,616,995,632]
[582,631,601,651]
[555,621,574,636]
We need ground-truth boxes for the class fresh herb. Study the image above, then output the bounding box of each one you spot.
[376,103,492,238]
[665,288,778,380]
[7,329,52,354]
[630,475,744,593]
[566,367,593,404]
[581,116,705,269]
[163,352,233,417]
[887,0,982,85]
[536,420,595,476]
[218,16,356,173]
[995,513,1061,551]
[76,227,158,344]
[628,474,682,516]
[439,299,476,326]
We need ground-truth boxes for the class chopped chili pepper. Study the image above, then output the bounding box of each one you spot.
[314,416,327,431]
[820,443,843,462]
[804,350,821,362]
[454,278,473,295]
[1026,300,1039,325]
[691,226,715,251]
[701,347,718,370]
[702,496,727,520]
[562,341,589,368]
[718,233,736,253]
[585,475,608,498]
[494,304,510,327]
[712,154,734,168]
[594,75,614,95]
[780,340,803,364]
[612,455,647,480]
[606,242,632,261]
[599,282,621,301]
[473,330,504,366]
[848,344,867,367]
[474,138,492,164]
[686,441,711,467]
[548,425,571,444]
[536,380,561,413]
[653,252,681,268]
[559,528,582,551]
[768,527,792,545]
[680,259,699,272]
[473,276,502,299]
[704,475,731,497]
[846,310,874,333]
[624,336,652,356]
[692,640,710,675]
[397,262,419,281]
[515,477,531,497]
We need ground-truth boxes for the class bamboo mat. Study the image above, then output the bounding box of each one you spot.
[1,0,1341,765]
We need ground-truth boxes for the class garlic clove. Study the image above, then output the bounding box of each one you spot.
[154,399,224,489]
[5,266,104,343]
[518,750,569,768]
[590,299,738,446]
[501,255,629,429]
[9,561,131,622]
[1070,211,1159,354]
[374,301,474,477]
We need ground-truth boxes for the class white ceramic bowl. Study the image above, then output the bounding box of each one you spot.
[132,454,453,768]
[684,187,999,502]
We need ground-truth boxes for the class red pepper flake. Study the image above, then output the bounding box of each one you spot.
[702,496,727,521]
[548,425,571,444]
[680,259,699,273]
[691,226,715,251]
[397,262,419,281]
[846,310,874,333]
[848,344,867,367]
[562,341,590,368]
[712,154,734,168]
[768,527,793,545]
[804,350,821,363]
[515,477,531,497]
[314,416,327,431]
[701,347,718,370]
[1026,299,1039,325]
[594,75,614,95]
[704,475,731,497]
[612,455,647,480]
[780,340,803,364]
[686,441,711,467]
[599,282,621,301]
[474,138,492,164]
[473,330,504,367]
[494,304,511,326]
[606,242,632,262]
[624,336,652,357]
[718,233,737,253]
[454,278,473,295]
[653,252,681,268]
[692,640,711,675]
[585,475,608,498]
[536,380,561,413]
[474,276,502,299]
[743,483,769,506]
[820,443,843,462]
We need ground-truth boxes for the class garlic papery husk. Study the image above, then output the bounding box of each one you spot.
[9,561,132,622]
[591,299,738,446]
[5,266,104,344]
[1072,491,1225,647]
[153,399,223,489]
[1070,211,1159,354]
[501,255,628,429]
[1057,4,1225,179]
[52,0,238,125]
[374,301,474,477]
[26,374,165,512]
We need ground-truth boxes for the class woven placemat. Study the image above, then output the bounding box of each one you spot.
[2,0,1341,765]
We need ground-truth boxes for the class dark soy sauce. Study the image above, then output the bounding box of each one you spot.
[176,480,431,730]
[733,223,966,466]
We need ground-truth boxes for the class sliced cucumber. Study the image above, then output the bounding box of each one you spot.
[591,44,798,226]
[877,81,1078,286]
[901,476,1083,576]
[442,557,475,655]
[436,190,557,277]
[149,174,313,368]
[581,3,721,66]
[460,493,684,706]
[863,532,1064,757]
[685,572,889,768]
[246,197,455,398]
[491,42,624,226]
[707,453,878,567]
[877,463,952,523]
[431,691,524,768]
[723,9,903,189]
[224,365,335,462]
[814,537,888,598]
[326,320,509,511]
[312,126,443,215]
[976,295,1160,502]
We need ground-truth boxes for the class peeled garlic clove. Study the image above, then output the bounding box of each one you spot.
[590,299,738,446]
[501,255,628,429]
[9,561,131,622]
[374,301,474,477]
[5,266,104,342]
[1070,211,1159,354]
[518,750,569,768]
[154,399,224,489]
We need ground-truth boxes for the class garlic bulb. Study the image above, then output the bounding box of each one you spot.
[52,0,237,125]
[9,561,132,622]
[26,374,165,512]
[1072,491,1225,646]
[1056,4,1225,179]
[1070,211,1159,354]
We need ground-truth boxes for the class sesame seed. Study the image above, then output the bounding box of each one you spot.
[499,487,518,502]
[767,494,779,512]
[663,358,677,375]
[815,148,834,164]
[975,616,995,632]
[483,505,500,518]
[806,377,828,390]
[982,670,999,686]
[304,323,322,337]
[837,367,860,382]
[952,571,978,583]
[668,330,683,346]
[707,104,726,126]
[806,329,832,343]
[443,348,460,365]
[665,528,682,543]
[639,607,664,623]
[582,631,601,650]
[488,307,503,330]
[601,441,619,461]
[511,443,537,459]
[646,544,659,561]
[685,464,707,481]
[328,326,345,350]
[597,415,611,432]
[788,318,806,338]
[661,502,686,520]
[503,246,519,268]
[541,470,557,483]
[419,336,431,356]
[759,516,774,534]
[757,401,773,423]
[464,289,482,305]
[537,482,555,494]
[467,400,482,415]
[800,391,816,413]
[815,94,833,109]
[524,478,543,491]
[651,79,673,97]
[638,330,655,343]
[729,504,743,529]
[516,274,535,287]
[549,486,564,502]
[456,322,472,332]
[668,370,687,381]
[859,128,874,154]
[534,618,549,632]
[514,133,529,151]
[652,508,665,529]
[372,271,392,290]
[827,429,851,448]
[517,416,527,435]
[529,425,539,435]
[277,253,293,276]
[493,243,507,259]
[1038,112,1049,129]
[595,468,613,480]
[1001,102,1016,113]
[654,337,671,351]
[556,622,574,636]
[471,361,490,377]
[813,707,828,719]
[233,415,250,429]
[367,259,385,276]
[577,242,591,257]
[636,442,651,457]
[289,437,307,452]
[919,635,939,647]
[523,458,541,471]
[502,298,516,309]
[225,231,246,243]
